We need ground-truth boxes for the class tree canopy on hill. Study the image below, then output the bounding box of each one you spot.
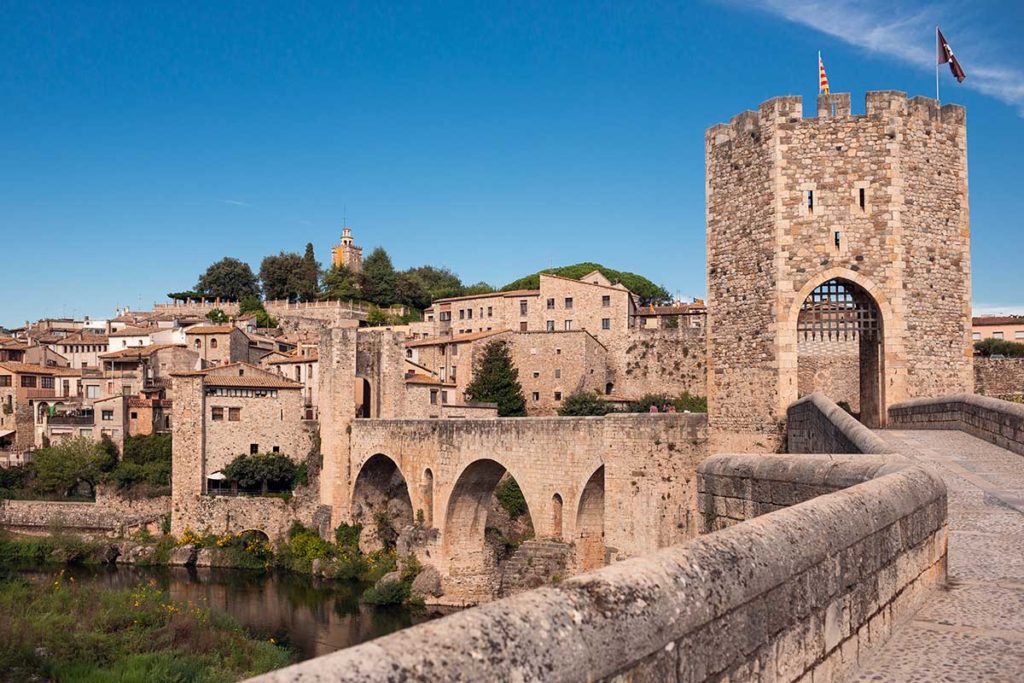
[500,262,671,305]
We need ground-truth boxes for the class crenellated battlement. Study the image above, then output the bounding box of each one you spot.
[706,91,966,146]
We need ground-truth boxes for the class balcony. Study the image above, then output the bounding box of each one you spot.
[47,414,94,426]
[24,388,57,399]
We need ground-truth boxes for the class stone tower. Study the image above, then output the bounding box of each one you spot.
[331,226,363,272]
[705,91,972,452]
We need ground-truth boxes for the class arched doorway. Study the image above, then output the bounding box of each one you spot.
[797,278,884,427]
[351,454,413,552]
[443,459,535,601]
[576,466,605,571]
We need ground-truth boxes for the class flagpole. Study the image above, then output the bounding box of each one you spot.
[935,27,940,103]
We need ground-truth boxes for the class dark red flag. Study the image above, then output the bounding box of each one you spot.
[937,27,966,83]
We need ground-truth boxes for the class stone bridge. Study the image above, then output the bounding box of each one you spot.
[336,413,708,605]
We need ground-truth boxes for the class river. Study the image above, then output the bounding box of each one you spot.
[16,564,448,663]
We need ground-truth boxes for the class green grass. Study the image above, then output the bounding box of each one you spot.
[0,572,291,682]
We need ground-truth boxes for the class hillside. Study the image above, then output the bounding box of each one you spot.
[501,263,670,305]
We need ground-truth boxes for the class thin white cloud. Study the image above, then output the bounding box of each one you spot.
[221,199,252,207]
[730,0,1024,114]
[974,304,1024,316]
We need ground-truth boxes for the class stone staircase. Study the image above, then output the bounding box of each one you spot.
[498,539,573,597]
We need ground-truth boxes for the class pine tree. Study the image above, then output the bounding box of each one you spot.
[465,340,526,417]
[360,247,398,307]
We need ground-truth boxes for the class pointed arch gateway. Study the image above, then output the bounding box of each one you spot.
[796,277,885,427]
[351,454,413,551]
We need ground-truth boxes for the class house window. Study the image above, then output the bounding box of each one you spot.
[430,389,438,405]
[1016,331,1024,340]
[441,390,449,404]
[520,322,528,331]
[451,344,458,356]
[555,368,561,379]
[564,320,573,330]
[993,332,1004,340]
[229,407,241,421]
[450,367,457,381]
[211,407,224,421]
[467,309,473,319]
[130,412,138,419]
[532,392,540,401]
[602,295,610,307]
[272,446,280,453]
[102,410,113,421]
[0,376,10,387]
[564,297,573,309]
[86,385,99,398]
[459,309,465,320]
[479,308,484,318]
[41,377,54,389]
[546,321,555,332]
[210,338,218,349]
[533,371,540,378]
[250,444,259,454]
[487,306,493,317]
[554,392,562,401]
[546,298,555,310]
[602,318,611,330]
[520,301,528,316]
[972,332,981,340]
[21,375,37,388]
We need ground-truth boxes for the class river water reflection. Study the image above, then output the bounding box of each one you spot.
[23,564,449,663]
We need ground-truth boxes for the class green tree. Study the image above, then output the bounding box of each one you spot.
[975,338,1024,358]
[32,438,110,497]
[366,307,390,326]
[299,242,321,301]
[360,247,398,307]
[259,252,306,301]
[195,257,260,301]
[239,296,278,328]
[206,308,229,324]
[465,340,526,416]
[223,453,298,494]
[462,281,496,296]
[501,262,670,305]
[321,265,361,301]
[557,391,611,416]
[402,266,464,301]
[393,273,431,310]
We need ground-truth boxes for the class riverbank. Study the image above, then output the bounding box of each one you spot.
[0,569,292,682]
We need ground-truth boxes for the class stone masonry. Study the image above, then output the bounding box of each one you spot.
[706,92,972,452]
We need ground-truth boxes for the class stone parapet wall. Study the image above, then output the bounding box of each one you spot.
[787,392,894,455]
[170,487,322,543]
[888,393,1024,457]
[0,488,170,535]
[251,446,946,683]
[974,357,1024,399]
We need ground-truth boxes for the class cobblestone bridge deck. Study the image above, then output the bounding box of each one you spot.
[853,429,1024,681]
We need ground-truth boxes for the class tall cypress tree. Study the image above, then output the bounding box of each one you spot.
[299,243,320,301]
[465,340,526,416]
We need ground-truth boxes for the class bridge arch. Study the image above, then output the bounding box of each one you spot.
[442,458,536,598]
[575,465,605,571]
[351,453,413,551]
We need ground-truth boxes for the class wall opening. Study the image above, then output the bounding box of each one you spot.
[422,468,434,527]
[351,454,413,552]
[797,278,885,427]
[576,466,605,571]
[443,459,534,600]
[551,493,563,540]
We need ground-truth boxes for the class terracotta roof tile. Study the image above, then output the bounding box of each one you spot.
[405,329,508,348]
[0,362,81,376]
[185,325,237,334]
[973,316,1024,326]
[99,344,182,360]
[266,350,319,365]
[109,326,155,337]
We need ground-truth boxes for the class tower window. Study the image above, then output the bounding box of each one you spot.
[807,190,814,212]
[859,188,866,211]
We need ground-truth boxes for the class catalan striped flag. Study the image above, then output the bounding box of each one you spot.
[818,52,830,95]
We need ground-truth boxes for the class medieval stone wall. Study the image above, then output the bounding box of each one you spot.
[606,327,706,399]
[888,394,1024,457]
[0,487,170,536]
[974,357,1024,399]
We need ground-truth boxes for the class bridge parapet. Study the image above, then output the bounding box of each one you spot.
[251,440,946,682]
[889,394,1024,456]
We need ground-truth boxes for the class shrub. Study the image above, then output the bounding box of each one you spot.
[373,512,398,551]
[975,337,1024,358]
[223,453,298,494]
[557,391,610,416]
[334,523,362,549]
[495,477,528,520]
[625,392,707,413]
[361,577,409,606]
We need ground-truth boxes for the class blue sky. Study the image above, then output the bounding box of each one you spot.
[1,1,1021,327]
